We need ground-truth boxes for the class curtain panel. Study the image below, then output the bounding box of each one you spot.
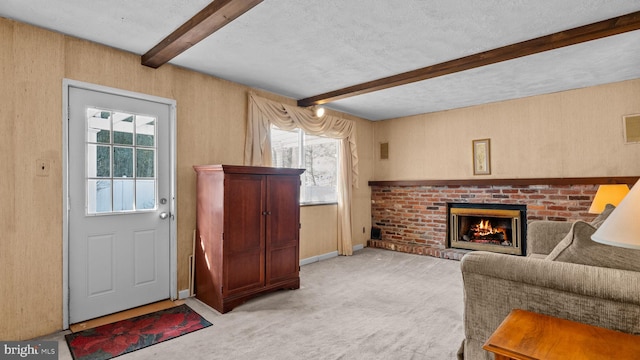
[244,93,359,255]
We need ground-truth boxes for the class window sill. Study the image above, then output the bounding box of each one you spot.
[301,202,338,207]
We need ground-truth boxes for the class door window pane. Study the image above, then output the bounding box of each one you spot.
[136,180,156,210]
[86,108,158,214]
[87,109,111,144]
[87,144,111,178]
[113,180,134,211]
[136,116,155,147]
[88,179,112,213]
[136,149,155,178]
[113,112,134,145]
[113,147,133,178]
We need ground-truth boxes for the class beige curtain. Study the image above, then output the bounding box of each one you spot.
[244,93,359,255]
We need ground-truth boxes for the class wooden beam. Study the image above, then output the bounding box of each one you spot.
[298,11,640,107]
[142,0,263,68]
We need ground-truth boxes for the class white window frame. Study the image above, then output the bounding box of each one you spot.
[270,125,339,205]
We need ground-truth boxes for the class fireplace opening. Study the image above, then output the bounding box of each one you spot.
[448,203,527,255]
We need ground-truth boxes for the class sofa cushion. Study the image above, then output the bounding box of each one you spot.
[590,203,615,228]
[546,220,640,272]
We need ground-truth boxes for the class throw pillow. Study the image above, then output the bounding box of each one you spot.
[545,220,640,272]
[590,203,615,228]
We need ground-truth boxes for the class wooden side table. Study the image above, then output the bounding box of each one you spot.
[483,309,640,360]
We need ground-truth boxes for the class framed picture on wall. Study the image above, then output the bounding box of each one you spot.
[473,138,491,175]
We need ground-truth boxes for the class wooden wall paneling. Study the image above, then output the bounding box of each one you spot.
[0,19,18,341]
[373,79,640,181]
[559,80,640,175]
[20,22,65,339]
[64,36,174,100]
[173,68,248,291]
[300,205,338,259]
[0,18,16,233]
[351,116,374,247]
[3,21,66,340]
[175,69,211,292]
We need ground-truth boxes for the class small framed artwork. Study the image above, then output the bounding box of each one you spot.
[472,138,491,175]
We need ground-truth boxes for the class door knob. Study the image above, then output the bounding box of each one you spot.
[159,212,169,220]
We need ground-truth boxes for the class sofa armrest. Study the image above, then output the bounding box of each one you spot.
[526,221,572,256]
[460,251,640,360]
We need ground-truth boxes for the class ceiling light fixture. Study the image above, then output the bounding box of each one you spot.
[312,106,325,118]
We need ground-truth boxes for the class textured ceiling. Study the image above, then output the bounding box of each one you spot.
[1,0,640,120]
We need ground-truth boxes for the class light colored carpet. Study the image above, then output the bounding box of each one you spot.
[46,248,464,359]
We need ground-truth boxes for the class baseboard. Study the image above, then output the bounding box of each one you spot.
[178,289,191,299]
[300,244,365,266]
[300,251,338,266]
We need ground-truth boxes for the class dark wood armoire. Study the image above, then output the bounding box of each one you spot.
[193,164,304,313]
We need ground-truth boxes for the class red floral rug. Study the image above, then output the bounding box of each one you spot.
[65,304,212,360]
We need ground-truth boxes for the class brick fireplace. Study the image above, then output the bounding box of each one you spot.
[368,177,637,260]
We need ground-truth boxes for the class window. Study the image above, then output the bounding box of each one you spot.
[86,107,157,214]
[270,125,339,204]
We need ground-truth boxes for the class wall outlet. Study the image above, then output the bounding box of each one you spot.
[36,159,50,177]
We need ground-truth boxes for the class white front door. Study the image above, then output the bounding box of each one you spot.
[68,85,173,323]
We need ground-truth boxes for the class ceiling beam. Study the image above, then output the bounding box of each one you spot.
[142,0,263,68]
[298,11,640,107]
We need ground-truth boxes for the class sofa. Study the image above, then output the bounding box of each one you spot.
[459,205,640,359]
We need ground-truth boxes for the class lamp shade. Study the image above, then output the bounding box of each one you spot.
[588,184,629,214]
[591,180,640,249]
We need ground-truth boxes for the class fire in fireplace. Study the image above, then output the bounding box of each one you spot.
[448,203,527,255]
[467,218,510,244]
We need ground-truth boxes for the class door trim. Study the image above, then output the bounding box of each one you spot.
[62,79,178,329]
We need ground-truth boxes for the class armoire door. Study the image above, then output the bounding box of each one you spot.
[265,175,301,285]
[223,174,266,295]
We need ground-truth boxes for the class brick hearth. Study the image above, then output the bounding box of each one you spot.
[368,181,620,260]
[367,238,470,260]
